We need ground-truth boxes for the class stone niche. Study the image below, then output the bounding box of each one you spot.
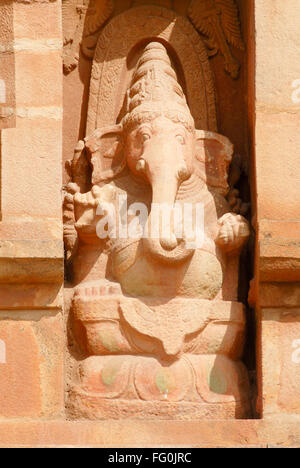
[63,0,255,421]
[0,0,300,448]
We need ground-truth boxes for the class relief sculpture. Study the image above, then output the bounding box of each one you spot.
[64,6,250,419]
[62,0,244,78]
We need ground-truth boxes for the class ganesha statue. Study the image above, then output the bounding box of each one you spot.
[64,38,251,419]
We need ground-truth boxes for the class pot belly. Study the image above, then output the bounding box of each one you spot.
[112,242,225,299]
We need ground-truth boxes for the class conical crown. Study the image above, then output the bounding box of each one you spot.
[122,42,194,131]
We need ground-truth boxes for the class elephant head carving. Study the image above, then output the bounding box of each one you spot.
[81,42,234,262]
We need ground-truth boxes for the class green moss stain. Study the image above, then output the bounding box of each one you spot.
[99,330,120,353]
[101,361,122,386]
[207,339,220,354]
[208,367,227,394]
[155,369,176,394]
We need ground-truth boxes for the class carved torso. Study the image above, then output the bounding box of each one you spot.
[107,173,230,299]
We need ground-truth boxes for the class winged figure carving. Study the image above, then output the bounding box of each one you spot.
[62,0,114,73]
[188,0,244,78]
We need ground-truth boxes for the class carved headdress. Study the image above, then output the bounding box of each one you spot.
[122,42,195,132]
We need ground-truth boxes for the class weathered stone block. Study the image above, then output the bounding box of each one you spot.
[0,311,64,418]
[0,0,15,129]
[1,119,62,217]
[14,50,62,108]
[257,220,300,283]
[260,309,300,417]
[255,0,300,109]
[14,1,61,40]
[256,111,300,220]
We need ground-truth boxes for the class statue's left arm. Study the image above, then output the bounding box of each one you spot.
[215,212,250,253]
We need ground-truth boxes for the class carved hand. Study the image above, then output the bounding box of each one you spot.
[215,213,250,253]
[74,184,115,241]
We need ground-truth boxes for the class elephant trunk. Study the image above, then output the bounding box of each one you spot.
[143,167,195,264]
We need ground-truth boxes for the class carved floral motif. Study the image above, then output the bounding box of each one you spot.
[62,0,114,73]
[188,0,244,78]
[62,0,244,78]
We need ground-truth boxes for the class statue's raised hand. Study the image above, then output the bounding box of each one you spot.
[74,184,115,242]
[215,213,250,253]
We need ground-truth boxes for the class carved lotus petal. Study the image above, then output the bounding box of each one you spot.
[79,356,131,398]
[134,357,192,402]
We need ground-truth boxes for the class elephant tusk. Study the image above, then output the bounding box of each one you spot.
[136,158,146,172]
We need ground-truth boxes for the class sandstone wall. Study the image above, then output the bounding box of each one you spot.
[0,0,299,447]
[0,0,64,420]
[251,0,300,419]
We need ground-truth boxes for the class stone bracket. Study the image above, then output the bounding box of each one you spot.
[0,220,64,309]
[258,220,300,283]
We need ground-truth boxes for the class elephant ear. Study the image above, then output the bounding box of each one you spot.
[84,124,125,184]
[194,130,233,196]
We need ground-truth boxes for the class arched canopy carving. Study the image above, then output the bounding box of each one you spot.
[87,5,217,135]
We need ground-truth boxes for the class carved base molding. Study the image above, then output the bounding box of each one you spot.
[67,395,249,421]
[1,419,300,447]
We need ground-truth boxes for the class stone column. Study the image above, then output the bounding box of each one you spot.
[252,0,300,418]
[0,0,64,418]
